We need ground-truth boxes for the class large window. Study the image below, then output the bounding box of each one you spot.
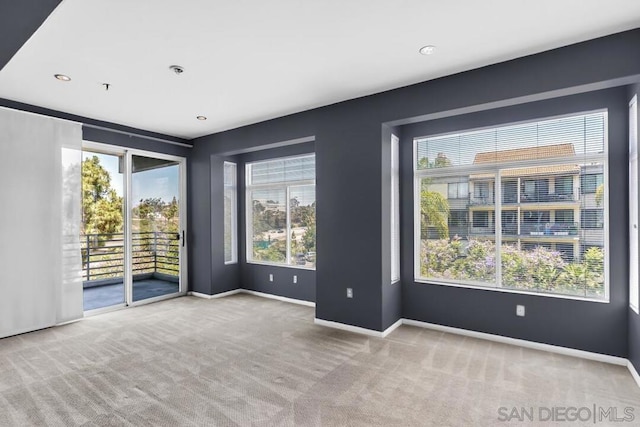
[246,154,316,268]
[414,111,608,300]
[224,162,237,264]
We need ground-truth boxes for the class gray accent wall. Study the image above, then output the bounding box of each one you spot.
[0,0,62,71]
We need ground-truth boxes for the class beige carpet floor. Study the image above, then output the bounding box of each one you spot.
[0,294,638,426]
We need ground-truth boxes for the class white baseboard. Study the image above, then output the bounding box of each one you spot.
[188,289,241,299]
[629,360,640,389]
[314,318,385,337]
[382,318,404,338]
[189,289,315,307]
[241,290,315,307]
[402,319,627,366]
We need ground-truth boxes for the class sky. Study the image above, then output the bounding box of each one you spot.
[83,152,179,204]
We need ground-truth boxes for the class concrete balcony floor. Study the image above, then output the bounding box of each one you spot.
[83,279,179,311]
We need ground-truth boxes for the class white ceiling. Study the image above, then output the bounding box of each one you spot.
[1,0,640,139]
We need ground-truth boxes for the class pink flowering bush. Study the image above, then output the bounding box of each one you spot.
[421,238,604,297]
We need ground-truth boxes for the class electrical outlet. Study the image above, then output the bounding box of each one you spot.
[293,275,297,284]
[516,305,525,317]
[346,288,353,298]
[269,274,273,282]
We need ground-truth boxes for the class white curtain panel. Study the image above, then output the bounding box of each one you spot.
[0,107,83,338]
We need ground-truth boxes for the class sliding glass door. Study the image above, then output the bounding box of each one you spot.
[82,144,186,312]
[130,154,182,302]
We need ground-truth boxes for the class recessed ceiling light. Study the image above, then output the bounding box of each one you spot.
[419,45,436,55]
[170,65,185,75]
[196,116,207,121]
[54,74,71,81]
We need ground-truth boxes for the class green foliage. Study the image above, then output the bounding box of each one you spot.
[82,156,123,237]
[133,196,179,233]
[421,189,449,238]
[421,238,605,296]
[252,200,286,234]
[595,183,604,206]
[253,239,286,262]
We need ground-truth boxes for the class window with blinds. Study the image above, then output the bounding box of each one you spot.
[223,162,237,264]
[414,111,608,300]
[246,154,316,268]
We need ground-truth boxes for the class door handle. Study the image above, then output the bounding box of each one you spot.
[182,230,185,247]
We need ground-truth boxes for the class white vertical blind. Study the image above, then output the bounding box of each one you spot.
[630,96,639,314]
[391,135,400,283]
[0,108,83,338]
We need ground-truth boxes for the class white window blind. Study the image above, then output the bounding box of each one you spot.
[414,111,608,301]
[391,135,400,283]
[416,113,605,170]
[223,162,237,264]
[247,155,315,185]
[630,96,639,314]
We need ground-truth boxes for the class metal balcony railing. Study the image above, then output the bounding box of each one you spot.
[81,232,179,282]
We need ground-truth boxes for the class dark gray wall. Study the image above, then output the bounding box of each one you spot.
[401,88,629,357]
[0,0,61,71]
[192,30,640,345]
[629,83,640,370]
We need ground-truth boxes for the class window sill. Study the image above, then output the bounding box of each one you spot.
[413,278,609,304]
[246,260,316,271]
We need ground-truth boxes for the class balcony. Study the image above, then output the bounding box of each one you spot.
[518,222,579,236]
[507,192,580,205]
[469,193,580,207]
[82,232,180,311]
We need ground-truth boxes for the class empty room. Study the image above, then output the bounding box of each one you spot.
[2,0,640,425]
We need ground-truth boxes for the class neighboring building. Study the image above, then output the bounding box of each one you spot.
[443,143,604,261]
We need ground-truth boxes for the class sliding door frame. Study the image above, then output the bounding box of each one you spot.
[82,141,188,313]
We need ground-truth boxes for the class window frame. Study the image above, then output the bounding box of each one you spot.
[412,109,610,303]
[223,161,238,265]
[245,154,316,270]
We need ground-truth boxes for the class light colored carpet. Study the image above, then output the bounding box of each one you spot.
[0,294,638,426]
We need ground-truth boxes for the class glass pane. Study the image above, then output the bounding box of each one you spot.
[131,155,180,302]
[250,188,287,264]
[290,185,316,268]
[82,152,125,311]
[418,176,496,286]
[223,162,236,263]
[499,161,604,298]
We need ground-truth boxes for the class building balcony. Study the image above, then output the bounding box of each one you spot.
[468,222,579,238]
[469,192,581,208]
